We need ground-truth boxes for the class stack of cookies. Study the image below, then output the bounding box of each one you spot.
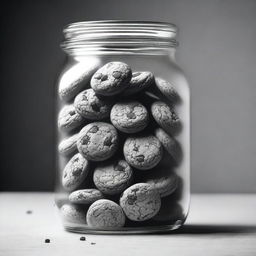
[58,61,183,229]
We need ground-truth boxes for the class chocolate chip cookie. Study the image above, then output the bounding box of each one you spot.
[74,89,112,120]
[62,153,90,191]
[146,171,178,197]
[122,71,154,96]
[60,204,86,224]
[86,199,126,228]
[93,159,133,195]
[77,122,119,161]
[155,128,182,163]
[69,189,104,204]
[58,62,99,102]
[120,183,161,221]
[155,77,179,103]
[123,135,163,170]
[151,101,181,135]
[58,105,84,132]
[58,133,79,156]
[91,62,132,96]
[110,101,149,133]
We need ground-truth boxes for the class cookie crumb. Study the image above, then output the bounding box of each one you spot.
[26,210,32,214]
[44,239,50,243]
[80,236,86,241]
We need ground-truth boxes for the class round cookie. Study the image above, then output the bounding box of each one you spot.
[153,199,183,222]
[146,172,178,197]
[155,77,179,103]
[155,128,182,163]
[110,101,149,133]
[93,159,133,195]
[62,153,90,191]
[58,62,99,102]
[123,135,163,170]
[58,133,79,156]
[86,199,126,228]
[74,89,112,120]
[69,189,104,204]
[77,122,119,161]
[60,204,86,224]
[58,105,84,132]
[91,62,132,96]
[122,71,154,96]
[120,183,161,221]
[151,101,181,135]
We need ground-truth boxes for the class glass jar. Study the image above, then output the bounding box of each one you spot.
[55,20,190,234]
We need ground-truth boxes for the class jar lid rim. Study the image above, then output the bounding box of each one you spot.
[62,20,178,56]
[64,20,177,31]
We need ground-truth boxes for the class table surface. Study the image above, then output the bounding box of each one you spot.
[0,193,256,256]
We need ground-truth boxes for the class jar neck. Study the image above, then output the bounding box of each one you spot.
[61,20,178,57]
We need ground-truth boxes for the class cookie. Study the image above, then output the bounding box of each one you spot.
[62,153,90,191]
[58,133,79,156]
[58,105,84,132]
[77,122,119,161]
[93,159,133,195]
[155,128,182,163]
[58,62,99,102]
[122,71,154,96]
[74,89,112,120]
[69,189,104,204]
[153,199,183,222]
[123,135,163,170]
[146,171,178,197]
[86,199,126,228]
[155,77,179,103]
[110,101,149,133]
[60,204,86,224]
[151,101,181,135]
[120,183,161,221]
[91,62,132,96]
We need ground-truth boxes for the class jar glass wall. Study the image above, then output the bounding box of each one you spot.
[55,21,190,234]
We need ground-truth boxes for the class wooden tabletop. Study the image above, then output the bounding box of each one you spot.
[0,193,255,256]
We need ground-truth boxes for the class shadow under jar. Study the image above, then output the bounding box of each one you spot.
[55,20,190,234]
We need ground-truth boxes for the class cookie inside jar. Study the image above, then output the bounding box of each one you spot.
[55,21,190,234]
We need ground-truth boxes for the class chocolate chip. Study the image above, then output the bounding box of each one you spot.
[136,155,145,162]
[127,194,137,205]
[133,145,139,151]
[101,74,108,81]
[26,210,32,214]
[104,137,112,147]
[69,110,76,116]
[91,242,96,245]
[82,135,90,145]
[80,236,86,241]
[112,71,122,79]
[45,239,50,243]
[94,73,102,80]
[126,112,136,119]
[73,169,82,177]
[91,102,100,112]
[89,126,99,133]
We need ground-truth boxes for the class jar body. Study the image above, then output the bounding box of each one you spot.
[55,48,190,233]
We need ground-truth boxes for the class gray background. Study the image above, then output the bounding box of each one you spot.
[1,0,256,192]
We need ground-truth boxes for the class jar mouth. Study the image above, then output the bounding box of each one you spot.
[61,20,178,56]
